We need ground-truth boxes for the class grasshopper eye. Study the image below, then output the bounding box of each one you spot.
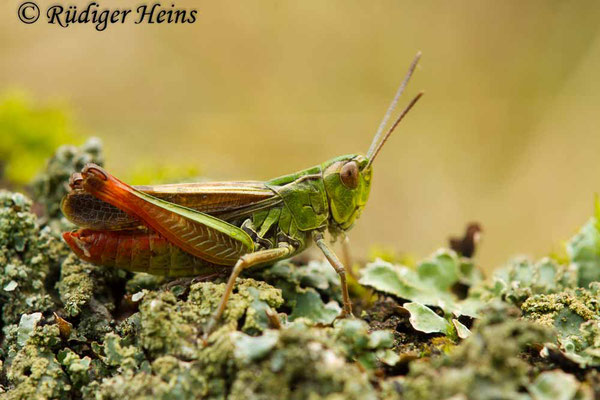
[340,161,359,189]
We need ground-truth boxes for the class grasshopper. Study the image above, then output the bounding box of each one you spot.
[61,53,423,335]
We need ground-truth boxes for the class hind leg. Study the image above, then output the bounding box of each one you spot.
[203,243,295,339]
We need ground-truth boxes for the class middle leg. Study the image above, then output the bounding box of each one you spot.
[313,231,353,317]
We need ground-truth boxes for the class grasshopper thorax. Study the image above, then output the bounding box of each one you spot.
[322,154,372,231]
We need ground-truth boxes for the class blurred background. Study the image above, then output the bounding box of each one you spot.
[2,0,600,271]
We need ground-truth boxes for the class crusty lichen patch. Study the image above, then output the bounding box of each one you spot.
[4,323,70,400]
[91,320,391,400]
[396,304,589,400]
[0,191,64,328]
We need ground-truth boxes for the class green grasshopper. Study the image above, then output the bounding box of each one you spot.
[61,53,423,335]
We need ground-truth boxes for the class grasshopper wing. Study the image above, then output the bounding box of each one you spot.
[62,179,282,231]
[78,164,255,266]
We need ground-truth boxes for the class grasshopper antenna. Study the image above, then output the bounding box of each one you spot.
[366,91,423,168]
[366,51,422,161]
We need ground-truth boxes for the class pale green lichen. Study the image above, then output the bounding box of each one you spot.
[359,249,483,337]
[475,257,578,305]
[55,253,129,343]
[89,356,208,400]
[254,260,343,324]
[56,254,97,317]
[398,304,561,400]
[332,318,396,370]
[404,302,453,336]
[360,249,482,317]
[567,216,600,288]
[470,214,600,370]
[0,191,63,326]
[134,278,283,360]
[226,324,378,400]
[521,287,600,368]
[56,253,126,320]
[15,312,42,347]
[56,348,92,387]
[86,307,392,399]
[4,324,70,400]
[528,370,587,400]
[231,330,280,362]
[452,319,471,339]
[362,294,458,360]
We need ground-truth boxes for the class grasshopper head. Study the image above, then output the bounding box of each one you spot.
[322,154,372,230]
[323,53,424,232]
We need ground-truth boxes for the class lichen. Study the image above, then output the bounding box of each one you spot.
[72,289,393,399]
[4,324,70,400]
[0,191,63,327]
[253,260,343,324]
[528,370,587,400]
[521,287,600,368]
[359,249,483,338]
[56,252,127,318]
[397,304,559,400]
[474,257,578,305]
[567,216,600,288]
[225,324,378,400]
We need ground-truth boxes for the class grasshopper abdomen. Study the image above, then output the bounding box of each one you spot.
[63,229,224,278]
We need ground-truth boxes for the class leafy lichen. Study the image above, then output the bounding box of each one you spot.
[398,304,563,400]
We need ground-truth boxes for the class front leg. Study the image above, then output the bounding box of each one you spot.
[340,233,358,280]
[312,231,353,317]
